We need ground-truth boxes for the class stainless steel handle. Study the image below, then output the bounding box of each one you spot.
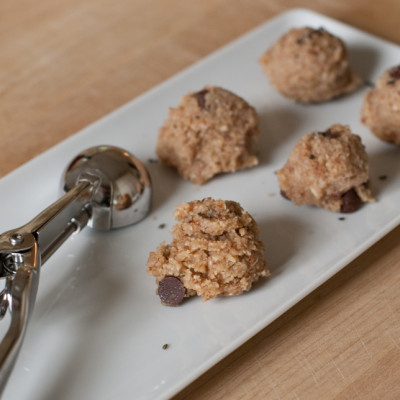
[0,178,95,278]
[32,178,94,264]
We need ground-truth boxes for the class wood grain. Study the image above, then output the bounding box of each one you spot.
[1,1,400,399]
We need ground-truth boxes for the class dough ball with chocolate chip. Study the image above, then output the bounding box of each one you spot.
[156,86,260,185]
[259,27,361,103]
[361,65,400,145]
[146,198,269,304]
[277,124,375,213]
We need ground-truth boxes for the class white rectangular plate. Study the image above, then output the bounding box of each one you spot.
[1,8,400,400]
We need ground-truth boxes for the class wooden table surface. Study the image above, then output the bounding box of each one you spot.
[1,1,400,399]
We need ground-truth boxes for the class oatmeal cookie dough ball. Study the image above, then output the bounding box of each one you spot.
[260,27,361,103]
[146,198,269,305]
[277,124,374,213]
[361,65,400,145]
[156,86,260,185]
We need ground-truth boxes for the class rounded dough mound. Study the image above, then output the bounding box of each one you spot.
[260,27,361,103]
[277,124,374,213]
[156,86,260,185]
[361,65,400,145]
[146,198,269,302]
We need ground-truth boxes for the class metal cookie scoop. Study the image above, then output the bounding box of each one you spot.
[0,145,152,393]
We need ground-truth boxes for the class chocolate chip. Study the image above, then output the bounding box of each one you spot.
[158,276,185,306]
[389,65,400,80]
[158,223,166,229]
[162,343,169,350]
[309,154,316,160]
[308,27,325,39]
[319,129,339,139]
[280,190,290,200]
[340,188,361,213]
[198,212,213,219]
[314,27,325,34]
[193,89,209,109]
[297,27,324,44]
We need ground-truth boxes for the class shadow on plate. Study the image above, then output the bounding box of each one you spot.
[257,106,304,165]
[145,159,184,212]
[348,44,380,81]
[257,214,310,276]
[368,145,400,198]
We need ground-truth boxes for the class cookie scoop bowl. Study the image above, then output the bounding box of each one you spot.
[62,145,152,230]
